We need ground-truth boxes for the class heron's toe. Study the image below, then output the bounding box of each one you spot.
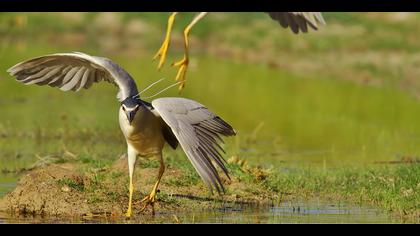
[153,40,170,70]
[172,57,189,91]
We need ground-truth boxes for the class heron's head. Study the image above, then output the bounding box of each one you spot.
[121,96,141,125]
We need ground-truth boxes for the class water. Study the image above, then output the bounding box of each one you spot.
[0,200,397,223]
[192,203,393,224]
[0,175,17,198]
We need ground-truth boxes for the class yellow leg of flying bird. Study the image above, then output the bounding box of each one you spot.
[172,12,208,92]
[153,12,178,70]
[139,154,165,214]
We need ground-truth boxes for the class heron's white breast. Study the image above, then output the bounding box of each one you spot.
[118,106,165,155]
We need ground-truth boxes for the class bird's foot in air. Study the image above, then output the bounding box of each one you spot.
[153,40,170,70]
[172,56,189,91]
[139,189,159,213]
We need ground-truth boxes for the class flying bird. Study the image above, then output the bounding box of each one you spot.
[7,52,236,217]
[153,12,326,91]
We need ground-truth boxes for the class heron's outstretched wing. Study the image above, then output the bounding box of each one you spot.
[7,52,139,101]
[267,12,326,34]
[151,97,236,194]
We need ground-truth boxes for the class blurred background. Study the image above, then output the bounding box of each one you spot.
[1,12,420,177]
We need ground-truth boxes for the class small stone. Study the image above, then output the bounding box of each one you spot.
[61,185,71,192]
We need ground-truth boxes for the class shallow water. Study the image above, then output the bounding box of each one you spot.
[0,200,398,224]
[0,175,17,199]
[185,202,395,224]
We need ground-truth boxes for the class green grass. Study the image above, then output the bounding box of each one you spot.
[141,148,419,220]
[158,151,420,220]
[264,163,419,220]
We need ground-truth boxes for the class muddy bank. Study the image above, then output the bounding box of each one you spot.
[0,155,279,219]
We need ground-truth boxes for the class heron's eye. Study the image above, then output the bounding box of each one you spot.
[122,106,126,111]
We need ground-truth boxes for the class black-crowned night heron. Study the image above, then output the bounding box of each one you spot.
[154,12,326,90]
[7,52,236,217]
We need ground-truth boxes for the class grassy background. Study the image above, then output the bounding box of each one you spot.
[1,13,420,166]
[0,13,419,220]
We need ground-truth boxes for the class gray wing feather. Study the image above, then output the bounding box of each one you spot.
[7,52,139,101]
[152,97,236,194]
[78,68,91,91]
[267,12,326,34]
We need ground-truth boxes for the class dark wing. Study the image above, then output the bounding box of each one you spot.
[7,52,139,101]
[162,124,179,149]
[142,100,178,149]
[152,97,236,194]
[267,12,326,34]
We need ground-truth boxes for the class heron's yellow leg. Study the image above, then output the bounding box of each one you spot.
[172,12,208,91]
[125,148,137,218]
[125,179,134,217]
[154,12,178,70]
[140,156,165,212]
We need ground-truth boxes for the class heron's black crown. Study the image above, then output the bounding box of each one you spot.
[121,96,142,109]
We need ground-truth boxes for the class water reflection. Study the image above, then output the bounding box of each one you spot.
[0,200,398,224]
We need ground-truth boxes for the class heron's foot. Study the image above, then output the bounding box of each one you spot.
[139,189,158,213]
[125,182,134,218]
[172,56,189,91]
[125,208,132,218]
[153,39,170,70]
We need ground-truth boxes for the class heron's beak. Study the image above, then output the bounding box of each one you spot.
[126,111,136,125]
